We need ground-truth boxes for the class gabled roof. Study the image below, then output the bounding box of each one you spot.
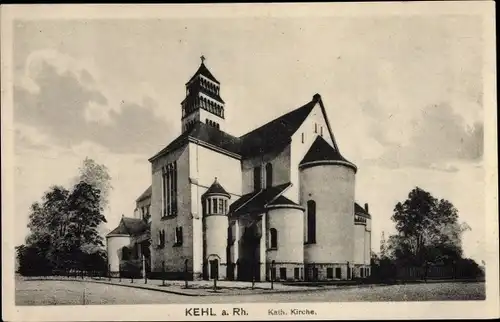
[239,99,317,158]
[136,185,152,202]
[299,135,356,171]
[204,178,231,198]
[188,122,241,155]
[149,122,241,162]
[187,62,220,85]
[355,202,371,219]
[229,182,291,215]
[149,94,342,163]
[107,217,149,237]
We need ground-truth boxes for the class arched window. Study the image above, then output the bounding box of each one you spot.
[270,228,278,249]
[175,227,183,246]
[265,163,273,188]
[307,200,316,244]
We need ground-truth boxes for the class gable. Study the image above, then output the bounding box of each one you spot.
[292,98,337,149]
[239,99,317,158]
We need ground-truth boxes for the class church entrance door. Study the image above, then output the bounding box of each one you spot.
[210,259,219,280]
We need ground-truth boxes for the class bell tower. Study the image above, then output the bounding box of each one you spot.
[181,56,226,132]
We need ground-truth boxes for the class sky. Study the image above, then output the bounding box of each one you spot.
[11,15,485,262]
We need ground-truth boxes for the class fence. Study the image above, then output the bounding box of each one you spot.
[370,261,484,282]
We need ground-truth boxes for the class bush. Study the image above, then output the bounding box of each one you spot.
[16,245,53,276]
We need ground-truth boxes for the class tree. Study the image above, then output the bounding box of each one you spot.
[66,181,107,250]
[18,177,108,276]
[380,231,388,259]
[77,157,112,209]
[389,187,469,267]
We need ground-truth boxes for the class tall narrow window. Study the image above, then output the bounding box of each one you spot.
[307,200,316,244]
[173,161,178,215]
[212,198,217,214]
[301,133,305,143]
[158,230,166,248]
[265,163,273,188]
[320,126,323,136]
[163,161,178,217]
[253,166,262,191]
[175,227,183,246]
[207,199,212,215]
[218,199,224,214]
[162,169,167,216]
[269,228,278,249]
[314,123,318,133]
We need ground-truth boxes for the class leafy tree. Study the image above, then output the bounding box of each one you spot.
[389,187,469,267]
[77,157,112,209]
[18,161,110,276]
[66,181,107,250]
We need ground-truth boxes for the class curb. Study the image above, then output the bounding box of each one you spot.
[22,278,332,297]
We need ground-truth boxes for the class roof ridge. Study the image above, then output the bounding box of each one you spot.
[239,98,316,139]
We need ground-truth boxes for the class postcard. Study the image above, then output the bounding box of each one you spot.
[1,2,498,321]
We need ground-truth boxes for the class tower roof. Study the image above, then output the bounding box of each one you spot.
[186,61,220,85]
[204,178,231,198]
[299,135,356,171]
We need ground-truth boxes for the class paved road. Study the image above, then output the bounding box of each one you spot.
[16,279,485,305]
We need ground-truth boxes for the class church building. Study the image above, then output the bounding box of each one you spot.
[106,57,372,282]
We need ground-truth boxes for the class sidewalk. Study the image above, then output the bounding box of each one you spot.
[23,276,330,296]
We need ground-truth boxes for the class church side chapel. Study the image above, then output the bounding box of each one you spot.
[106,56,372,282]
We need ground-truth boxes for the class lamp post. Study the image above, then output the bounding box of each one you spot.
[162,261,165,286]
[143,255,147,284]
[271,260,276,290]
[184,259,189,289]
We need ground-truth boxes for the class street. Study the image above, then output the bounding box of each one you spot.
[16,279,485,305]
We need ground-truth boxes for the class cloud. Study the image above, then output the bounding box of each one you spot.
[14,51,175,155]
[14,128,49,152]
[370,103,483,170]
